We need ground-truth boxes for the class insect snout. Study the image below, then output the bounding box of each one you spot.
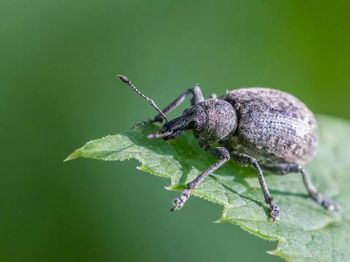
[147,117,185,140]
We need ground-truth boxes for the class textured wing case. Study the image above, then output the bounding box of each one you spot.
[222,88,318,165]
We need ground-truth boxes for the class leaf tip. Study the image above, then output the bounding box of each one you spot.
[266,249,282,257]
[213,218,225,224]
[164,186,173,191]
[64,150,81,162]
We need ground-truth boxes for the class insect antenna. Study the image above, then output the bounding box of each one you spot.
[117,75,168,123]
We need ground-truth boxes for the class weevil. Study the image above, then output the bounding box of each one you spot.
[118,75,338,221]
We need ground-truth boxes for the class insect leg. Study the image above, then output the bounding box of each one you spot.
[153,84,204,122]
[263,163,338,211]
[171,147,230,211]
[301,168,339,210]
[233,153,280,221]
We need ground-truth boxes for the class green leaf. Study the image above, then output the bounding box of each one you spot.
[65,116,350,262]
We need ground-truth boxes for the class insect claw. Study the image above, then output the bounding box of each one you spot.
[170,199,180,212]
[325,200,340,212]
[170,199,179,212]
[171,197,183,212]
[270,205,280,222]
[170,189,191,212]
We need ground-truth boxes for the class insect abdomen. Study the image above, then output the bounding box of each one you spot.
[222,88,318,165]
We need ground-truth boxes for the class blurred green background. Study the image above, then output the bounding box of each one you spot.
[1,0,350,261]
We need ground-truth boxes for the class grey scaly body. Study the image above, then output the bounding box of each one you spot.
[221,88,318,168]
[118,75,338,221]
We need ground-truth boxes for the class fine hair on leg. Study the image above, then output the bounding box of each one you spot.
[300,168,338,211]
[233,153,280,221]
[171,147,230,211]
[262,163,338,211]
[153,85,204,122]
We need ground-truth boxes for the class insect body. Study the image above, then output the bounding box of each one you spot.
[118,75,338,221]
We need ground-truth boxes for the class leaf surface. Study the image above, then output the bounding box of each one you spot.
[66,116,350,262]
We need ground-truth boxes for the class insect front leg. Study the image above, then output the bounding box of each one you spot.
[153,85,204,122]
[233,153,280,221]
[264,163,338,211]
[171,147,230,211]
